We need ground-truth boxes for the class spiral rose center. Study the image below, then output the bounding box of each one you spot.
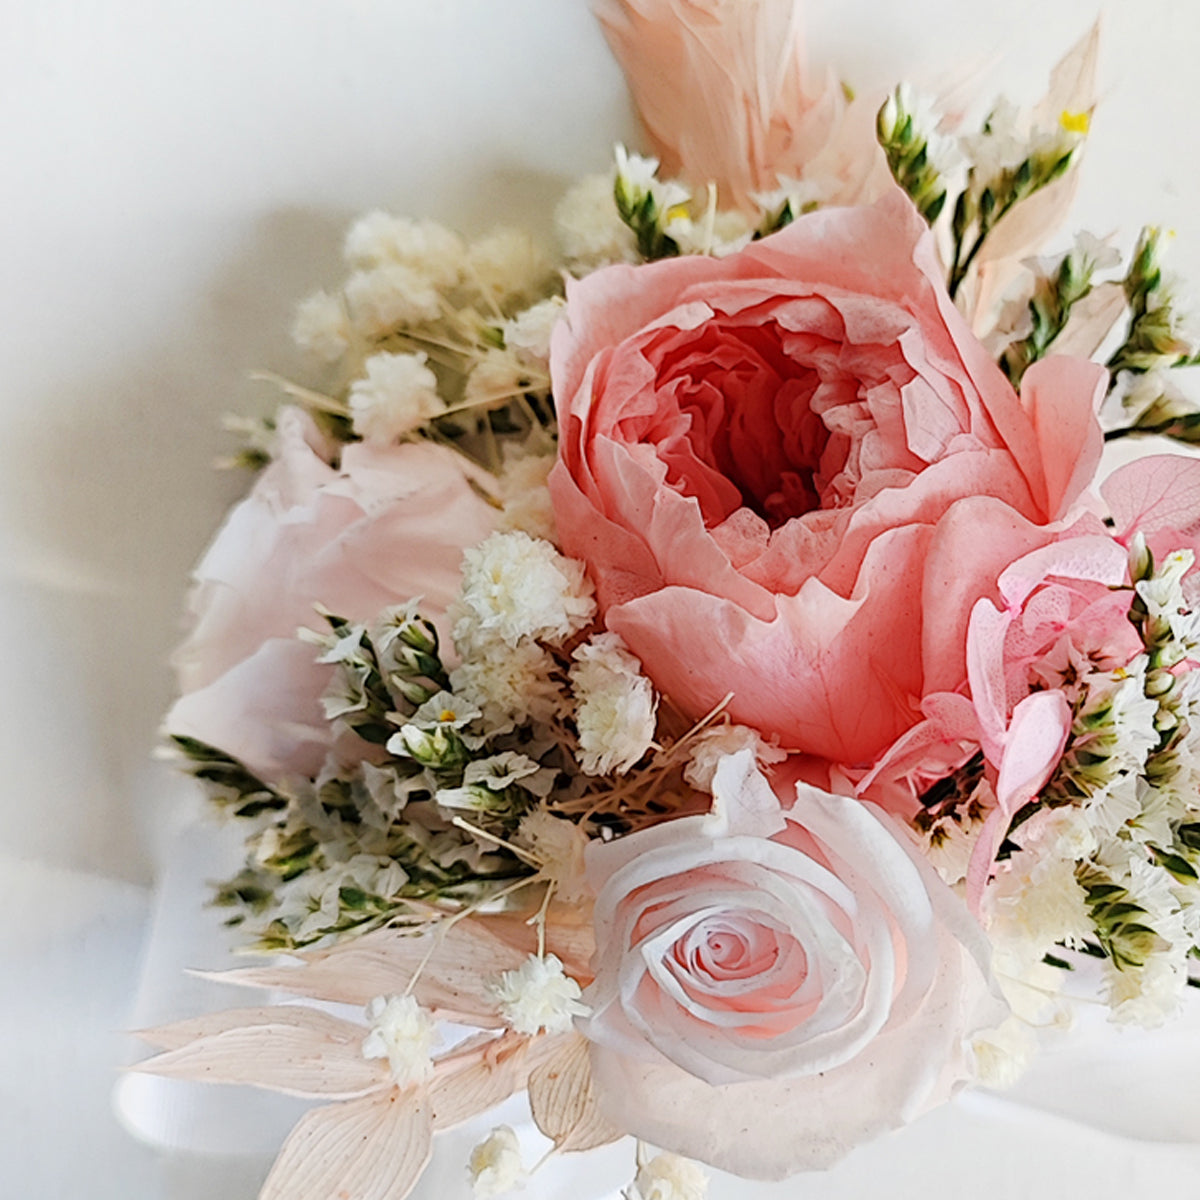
[634,316,861,530]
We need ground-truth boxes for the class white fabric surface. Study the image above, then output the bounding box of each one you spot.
[4,0,1200,1196]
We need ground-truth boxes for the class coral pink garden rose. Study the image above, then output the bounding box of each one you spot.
[580,751,1006,1177]
[549,190,1108,767]
[168,407,495,782]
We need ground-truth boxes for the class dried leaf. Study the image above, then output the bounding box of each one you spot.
[200,919,533,1024]
[429,1031,533,1130]
[135,1006,388,1099]
[260,1091,433,1200]
[527,1033,623,1153]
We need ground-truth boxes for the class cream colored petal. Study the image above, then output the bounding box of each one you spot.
[528,1033,623,1153]
[260,1091,433,1200]
[134,1006,389,1099]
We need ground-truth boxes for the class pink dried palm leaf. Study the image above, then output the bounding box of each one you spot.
[527,1033,622,1153]
[593,0,870,210]
[133,1005,391,1099]
[194,917,538,1026]
[259,1091,433,1200]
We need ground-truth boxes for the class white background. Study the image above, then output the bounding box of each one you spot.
[3,1,1200,1196]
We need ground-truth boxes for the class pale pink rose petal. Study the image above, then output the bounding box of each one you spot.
[259,1091,432,1200]
[995,532,1130,609]
[135,1006,388,1099]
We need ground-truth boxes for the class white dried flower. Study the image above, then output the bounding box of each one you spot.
[615,144,691,213]
[361,994,437,1086]
[516,808,591,904]
[409,690,482,730]
[348,351,442,443]
[495,447,558,542]
[456,531,595,648]
[625,1151,709,1200]
[488,953,589,1035]
[987,847,1092,956]
[344,263,442,336]
[503,296,566,365]
[684,724,786,793]
[468,1126,525,1198]
[970,1015,1038,1089]
[571,633,657,775]
[556,173,638,271]
[290,289,351,363]
[467,229,551,307]
[463,752,544,791]
[343,211,464,288]
[449,637,561,726]
[463,348,531,411]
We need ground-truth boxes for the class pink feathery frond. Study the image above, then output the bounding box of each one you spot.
[593,0,852,209]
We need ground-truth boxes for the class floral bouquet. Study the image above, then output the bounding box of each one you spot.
[137,1,1200,1196]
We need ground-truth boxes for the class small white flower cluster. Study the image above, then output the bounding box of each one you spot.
[468,1126,525,1198]
[624,1152,709,1200]
[571,633,658,776]
[515,808,591,904]
[348,350,442,444]
[488,953,590,1035]
[684,723,787,793]
[361,993,438,1087]
[879,82,963,180]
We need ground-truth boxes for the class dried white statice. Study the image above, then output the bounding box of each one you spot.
[456,531,595,648]
[291,289,351,363]
[344,263,442,337]
[348,350,442,443]
[361,994,437,1086]
[343,211,465,288]
[468,1126,525,1198]
[488,953,589,1035]
[571,633,658,775]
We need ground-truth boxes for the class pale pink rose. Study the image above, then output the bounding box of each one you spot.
[549,190,1108,768]
[167,407,496,781]
[593,0,888,210]
[580,751,1006,1177]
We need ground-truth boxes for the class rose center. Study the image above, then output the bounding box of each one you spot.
[638,319,855,530]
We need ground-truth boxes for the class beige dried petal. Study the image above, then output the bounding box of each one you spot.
[1051,280,1127,359]
[199,919,534,1025]
[135,1006,389,1099]
[260,1091,433,1200]
[1031,20,1101,130]
[527,1033,623,1153]
[429,1031,534,1130]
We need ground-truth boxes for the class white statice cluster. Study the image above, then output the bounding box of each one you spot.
[467,228,552,308]
[468,1126,525,1198]
[879,82,963,180]
[488,953,590,1035]
[624,1152,709,1200]
[503,296,565,366]
[570,633,658,776]
[344,211,466,286]
[348,350,443,443]
[290,288,351,364]
[361,993,438,1086]
[959,96,1085,192]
